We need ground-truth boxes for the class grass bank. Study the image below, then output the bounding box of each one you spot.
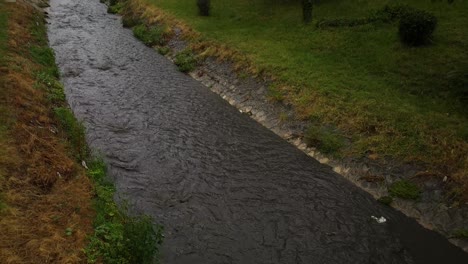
[118,0,468,200]
[0,1,161,262]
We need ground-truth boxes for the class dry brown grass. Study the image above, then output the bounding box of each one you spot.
[0,1,94,263]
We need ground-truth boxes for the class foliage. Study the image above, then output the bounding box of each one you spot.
[398,9,437,46]
[196,0,210,16]
[174,49,197,72]
[133,24,166,46]
[389,180,421,200]
[304,126,344,155]
[85,159,163,264]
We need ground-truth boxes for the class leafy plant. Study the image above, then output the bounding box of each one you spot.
[174,49,197,73]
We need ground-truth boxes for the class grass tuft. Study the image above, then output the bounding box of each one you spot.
[304,126,345,155]
[389,180,421,200]
[174,49,197,73]
[133,24,166,46]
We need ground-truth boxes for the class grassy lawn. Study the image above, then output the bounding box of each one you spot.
[140,0,468,187]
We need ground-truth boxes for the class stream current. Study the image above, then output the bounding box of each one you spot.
[47,0,468,263]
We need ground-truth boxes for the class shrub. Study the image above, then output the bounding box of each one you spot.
[133,24,166,46]
[174,49,197,73]
[389,180,421,200]
[197,0,210,16]
[398,9,437,46]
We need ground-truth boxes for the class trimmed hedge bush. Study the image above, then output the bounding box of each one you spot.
[399,9,437,46]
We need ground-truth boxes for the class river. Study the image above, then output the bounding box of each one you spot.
[46,0,468,263]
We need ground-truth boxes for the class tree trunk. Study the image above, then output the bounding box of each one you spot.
[302,0,313,24]
[197,0,211,16]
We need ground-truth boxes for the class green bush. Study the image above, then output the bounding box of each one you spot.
[133,24,166,46]
[174,49,197,73]
[398,9,437,46]
[196,0,210,16]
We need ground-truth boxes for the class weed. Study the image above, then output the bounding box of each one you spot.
[389,180,421,200]
[133,24,166,46]
[174,49,197,73]
[157,46,170,55]
[304,126,345,155]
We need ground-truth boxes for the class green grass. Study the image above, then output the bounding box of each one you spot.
[142,0,468,170]
[389,180,421,200]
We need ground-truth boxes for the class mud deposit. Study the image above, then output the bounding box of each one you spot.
[47,0,468,263]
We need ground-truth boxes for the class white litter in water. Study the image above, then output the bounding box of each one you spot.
[81,160,89,170]
[371,216,387,224]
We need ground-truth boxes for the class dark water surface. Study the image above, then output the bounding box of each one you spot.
[47,0,468,263]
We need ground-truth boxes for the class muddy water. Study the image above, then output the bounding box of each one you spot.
[46,0,468,263]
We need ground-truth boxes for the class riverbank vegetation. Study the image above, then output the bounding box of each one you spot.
[0,1,161,262]
[113,0,468,201]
